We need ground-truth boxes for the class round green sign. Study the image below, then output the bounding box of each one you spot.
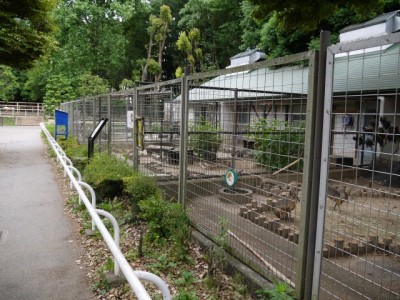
[225,169,239,187]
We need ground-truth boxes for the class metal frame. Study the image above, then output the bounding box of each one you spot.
[312,31,400,299]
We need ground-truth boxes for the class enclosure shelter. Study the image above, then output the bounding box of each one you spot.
[61,26,400,299]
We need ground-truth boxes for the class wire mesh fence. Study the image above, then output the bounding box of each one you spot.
[316,33,400,299]
[60,32,400,299]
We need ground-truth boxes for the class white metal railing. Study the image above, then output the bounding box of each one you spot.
[0,101,43,116]
[40,123,171,300]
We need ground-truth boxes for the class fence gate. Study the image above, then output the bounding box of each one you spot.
[314,32,400,299]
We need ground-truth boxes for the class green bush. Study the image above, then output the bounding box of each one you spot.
[83,153,134,200]
[139,195,190,258]
[250,119,304,172]
[123,173,159,204]
[59,137,88,171]
[256,282,296,300]
[189,117,222,161]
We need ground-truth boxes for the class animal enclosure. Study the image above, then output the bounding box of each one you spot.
[61,32,400,299]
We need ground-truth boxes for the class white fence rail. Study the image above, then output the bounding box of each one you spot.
[40,123,171,300]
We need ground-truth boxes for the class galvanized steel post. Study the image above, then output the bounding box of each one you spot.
[178,69,190,206]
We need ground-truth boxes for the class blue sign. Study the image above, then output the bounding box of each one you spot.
[55,110,69,141]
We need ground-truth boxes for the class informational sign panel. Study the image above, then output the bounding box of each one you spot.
[135,116,144,151]
[54,110,68,141]
[127,111,134,129]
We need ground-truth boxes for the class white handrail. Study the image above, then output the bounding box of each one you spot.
[78,181,96,231]
[40,123,171,300]
[68,166,82,188]
[95,209,120,276]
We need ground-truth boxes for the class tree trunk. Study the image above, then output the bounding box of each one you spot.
[155,24,168,82]
[142,32,154,82]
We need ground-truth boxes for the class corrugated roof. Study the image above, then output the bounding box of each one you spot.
[230,49,260,59]
[176,44,400,102]
[340,10,400,33]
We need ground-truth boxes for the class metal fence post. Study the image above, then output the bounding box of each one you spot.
[83,99,86,141]
[93,98,96,134]
[296,31,330,299]
[132,88,139,170]
[178,70,189,206]
[295,49,319,300]
[107,94,112,156]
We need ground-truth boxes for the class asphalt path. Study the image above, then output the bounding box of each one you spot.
[0,126,95,300]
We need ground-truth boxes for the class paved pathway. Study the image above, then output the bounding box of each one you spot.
[0,126,95,300]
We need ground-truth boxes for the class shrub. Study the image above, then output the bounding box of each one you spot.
[123,173,159,204]
[139,195,190,258]
[59,137,88,171]
[189,117,222,161]
[256,282,296,300]
[250,119,304,172]
[83,153,134,200]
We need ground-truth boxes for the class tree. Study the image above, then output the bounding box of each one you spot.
[43,75,76,115]
[0,65,19,102]
[0,0,57,69]
[142,5,173,82]
[179,0,243,69]
[247,0,385,31]
[53,0,132,87]
[76,74,109,98]
[22,59,52,102]
[245,0,395,58]
[176,28,204,75]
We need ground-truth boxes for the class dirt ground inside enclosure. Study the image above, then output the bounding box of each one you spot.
[186,193,400,299]
[112,145,400,297]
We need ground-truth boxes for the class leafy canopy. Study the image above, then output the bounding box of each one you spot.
[0,0,57,69]
[0,65,19,102]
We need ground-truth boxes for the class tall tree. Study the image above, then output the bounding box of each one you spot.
[0,0,57,69]
[247,0,385,31]
[176,28,204,75]
[0,65,19,102]
[53,0,132,87]
[179,0,243,69]
[142,5,173,82]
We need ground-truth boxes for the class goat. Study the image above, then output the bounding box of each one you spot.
[327,185,349,211]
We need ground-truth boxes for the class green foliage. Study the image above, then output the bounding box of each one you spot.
[123,173,159,207]
[0,0,57,69]
[176,28,204,74]
[148,253,178,273]
[1,117,15,126]
[76,74,109,98]
[43,75,76,115]
[250,119,304,172]
[175,66,184,78]
[248,0,384,32]
[256,282,296,300]
[22,59,50,101]
[52,0,132,87]
[83,153,134,200]
[0,65,19,102]
[179,0,243,68]
[119,78,135,90]
[142,4,173,82]
[173,291,199,300]
[139,195,190,258]
[189,118,222,160]
[58,137,88,171]
[176,271,198,286]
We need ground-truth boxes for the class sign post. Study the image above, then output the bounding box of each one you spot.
[88,118,108,159]
[54,110,69,141]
